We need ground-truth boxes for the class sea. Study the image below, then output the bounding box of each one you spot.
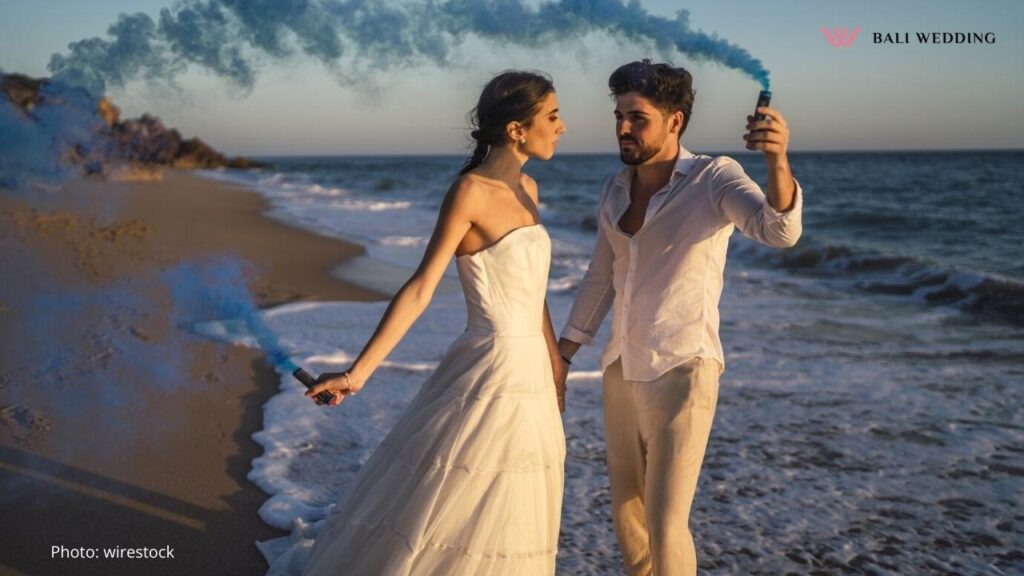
[199,150,1024,575]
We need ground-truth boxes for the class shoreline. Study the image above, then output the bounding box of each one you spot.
[0,170,385,575]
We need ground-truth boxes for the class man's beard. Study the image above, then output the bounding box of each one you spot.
[618,138,661,166]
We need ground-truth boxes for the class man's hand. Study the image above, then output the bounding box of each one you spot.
[743,106,790,161]
[744,106,796,212]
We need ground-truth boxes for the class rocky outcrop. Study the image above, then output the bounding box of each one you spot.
[105,112,260,170]
[1,72,261,181]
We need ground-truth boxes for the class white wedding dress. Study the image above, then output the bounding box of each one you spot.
[263,224,566,575]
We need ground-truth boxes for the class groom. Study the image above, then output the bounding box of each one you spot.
[556,59,803,575]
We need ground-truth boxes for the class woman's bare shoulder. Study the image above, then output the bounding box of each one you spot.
[519,173,539,202]
[443,175,490,215]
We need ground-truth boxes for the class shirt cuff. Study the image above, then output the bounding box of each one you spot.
[762,177,803,219]
[560,325,594,346]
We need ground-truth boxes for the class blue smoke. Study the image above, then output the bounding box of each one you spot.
[12,255,300,421]
[0,73,107,188]
[15,268,186,423]
[47,0,771,95]
[162,256,301,375]
[4,0,774,428]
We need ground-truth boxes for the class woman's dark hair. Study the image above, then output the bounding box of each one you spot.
[458,70,555,176]
[608,59,695,135]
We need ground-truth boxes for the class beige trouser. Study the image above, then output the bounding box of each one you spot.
[603,357,720,576]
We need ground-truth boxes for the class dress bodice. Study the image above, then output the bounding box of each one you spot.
[455,225,551,337]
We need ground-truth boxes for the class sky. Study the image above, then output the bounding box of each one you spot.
[2,0,1022,156]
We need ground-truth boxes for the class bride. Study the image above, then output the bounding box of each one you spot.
[263,70,568,575]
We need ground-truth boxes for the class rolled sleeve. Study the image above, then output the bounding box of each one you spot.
[759,178,803,247]
[714,157,803,248]
[560,325,596,346]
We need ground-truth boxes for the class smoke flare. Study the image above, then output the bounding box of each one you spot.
[47,0,771,96]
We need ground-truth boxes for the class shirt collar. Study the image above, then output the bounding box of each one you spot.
[613,146,697,189]
[672,146,697,181]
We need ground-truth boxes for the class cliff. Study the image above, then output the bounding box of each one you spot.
[1,72,262,181]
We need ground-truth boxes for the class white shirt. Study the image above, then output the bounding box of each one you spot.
[561,148,803,381]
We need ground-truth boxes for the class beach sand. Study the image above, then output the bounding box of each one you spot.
[0,171,383,575]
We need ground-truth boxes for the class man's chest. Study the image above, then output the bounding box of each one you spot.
[614,182,668,236]
[616,196,650,236]
[604,183,724,253]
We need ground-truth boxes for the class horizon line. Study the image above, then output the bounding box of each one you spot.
[244,147,1024,159]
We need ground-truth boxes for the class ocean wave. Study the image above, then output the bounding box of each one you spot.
[732,239,1024,325]
[326,198,412,211]
[306,183,347,196]
[378,235,428,247]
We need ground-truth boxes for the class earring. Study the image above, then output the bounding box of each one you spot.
[519,138,526,144]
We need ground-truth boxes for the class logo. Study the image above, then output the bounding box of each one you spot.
[822,26,861,48]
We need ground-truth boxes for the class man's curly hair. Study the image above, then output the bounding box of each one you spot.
[609,59,695,134]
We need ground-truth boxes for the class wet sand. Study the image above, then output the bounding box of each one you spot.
[0,170,383,575]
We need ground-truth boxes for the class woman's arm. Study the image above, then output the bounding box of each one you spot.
[522,174,565,413]
[543,300,566,413]
[306,179,479,405]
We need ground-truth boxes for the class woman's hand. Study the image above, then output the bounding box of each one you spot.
[552,357,568,413]
[305,371,364,407]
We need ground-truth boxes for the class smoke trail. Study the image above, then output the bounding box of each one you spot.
[47,0,771,96]
[163,256,301,375]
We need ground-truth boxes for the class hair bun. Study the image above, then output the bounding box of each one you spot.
[470,129,482,140]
